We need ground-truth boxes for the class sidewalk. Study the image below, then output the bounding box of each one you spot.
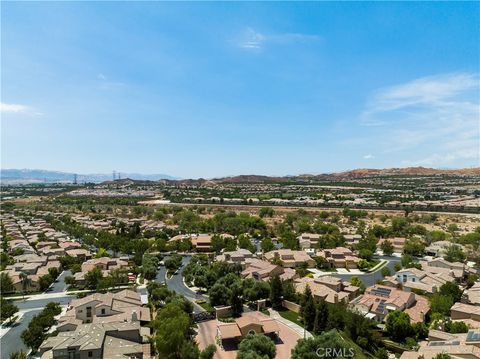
[268,308,313,339]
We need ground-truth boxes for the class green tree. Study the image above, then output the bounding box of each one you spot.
[39,274,53,291]
[237,333,276,359]
[209,283,230,307]
[269,274,283,309]
[430,293,454,316]
[85,267,103,290]
[439,282,462,302]
[0,272,14,294]
[261,238,275,253]
[386,311,414,342]
[259,207,275,218]
[0,298,18,322]
[230,282,244,317]
[95,247,108,258]
[199,344,217,359]
[19,272,31,298]
[300,285,316,331]
[350,276,365,293]
[9,351,26,359]
[313,299,328,334]
[444,245,466,263]
[380,240,394,256]
[403,237,426,257]
[291,330,355,359]
[154,303,192,359]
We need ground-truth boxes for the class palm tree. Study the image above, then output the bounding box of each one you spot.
[19,272,31,300]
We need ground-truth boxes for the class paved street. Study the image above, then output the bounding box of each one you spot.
[157,255,207,313]
[48,270,72,293]
[1,309,41,359]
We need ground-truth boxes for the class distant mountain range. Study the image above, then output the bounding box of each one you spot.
[1,166,478,185]
[0,169,178,184]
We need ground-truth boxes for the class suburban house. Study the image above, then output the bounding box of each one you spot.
[217,314,280,346]
[316,247,360,269]
[58,289,151,330]
[38,321,151,359]
[241,258,297,282]
[378,237,407,253]
[463,282,480,306]
[294,276,359,304]
[264,249,316,268]
[425,240,465,258]
[216,248,254,264]
[298,233,321,249]
[400,329,480,359]
[343,234,362,246]
[451,302,480,329]
[169,233,227,252]
[419,258,470,280]
[1,257,61,293]
[350,285,429,323]
[383,267,455,294]
[73,257,129,285]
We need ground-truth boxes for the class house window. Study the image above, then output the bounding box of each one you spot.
[88,351,93,357]
[101,308,106,315]
[412,278,415,282]
[86,306,92,317]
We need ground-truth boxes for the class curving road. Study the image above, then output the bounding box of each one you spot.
[156,255,207,313]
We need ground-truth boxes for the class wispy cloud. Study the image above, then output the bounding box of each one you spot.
[363,154,374,159]
[1,102,29,113]
[96,73,126,90]
[360,72,479,167]
[237,27,320,50]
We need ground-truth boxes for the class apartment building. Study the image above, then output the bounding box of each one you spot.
[264,249,316,268]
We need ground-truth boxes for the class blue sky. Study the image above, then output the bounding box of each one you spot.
[1,2,479,178]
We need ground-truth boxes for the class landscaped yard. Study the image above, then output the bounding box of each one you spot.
[277,308,303,327]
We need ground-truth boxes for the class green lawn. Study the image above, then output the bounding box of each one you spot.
[277,308,303,327]
[197,301,214,313]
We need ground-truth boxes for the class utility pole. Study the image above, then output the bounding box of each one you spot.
[113,170,116,181]
[73,173,78,185]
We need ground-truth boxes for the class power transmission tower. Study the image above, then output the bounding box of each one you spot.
[73,174,78,185]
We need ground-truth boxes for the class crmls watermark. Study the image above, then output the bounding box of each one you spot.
[316,347,356,358]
